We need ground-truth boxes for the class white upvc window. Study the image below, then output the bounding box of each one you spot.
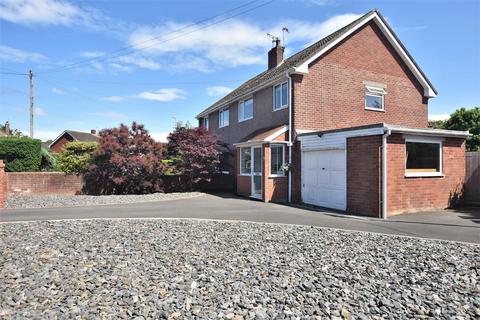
[270,144,285,176]
[273,82,288,111]
[240,147,252,175]
[238,98,253,122]
[365,85,386,111]
[405,137,443,177]
[204,117,209,129]
[219,108,229,128]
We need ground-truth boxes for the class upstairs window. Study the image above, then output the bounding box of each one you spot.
[274,82,288,111]
[270,144,285,176]
[406,140,442,177]
[219,108,229,128]
[238,98,253,122]
[365,85,386,111]
[204,117,209,129]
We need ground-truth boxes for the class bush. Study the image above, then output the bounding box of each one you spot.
[40,147,59,172]
[0,137,42,172]
[166,126,222,191]
[84,122,165,195]
[57,141,98,173]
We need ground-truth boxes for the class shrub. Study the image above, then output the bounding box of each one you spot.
[57,141,98,173]
[84,122,165,195]
[166,126,222,191]
[0,137,42,172]
[40,147,59,172]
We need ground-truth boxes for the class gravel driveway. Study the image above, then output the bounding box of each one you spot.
[4,192,204,209]
[1,219,478,319]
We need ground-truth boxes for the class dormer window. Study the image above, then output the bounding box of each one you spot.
[365,84,386,111]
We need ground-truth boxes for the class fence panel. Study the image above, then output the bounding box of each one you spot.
[465,152,480,204]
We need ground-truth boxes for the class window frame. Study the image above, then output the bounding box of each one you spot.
[218,108,229,128]
[404,137,443,178]
[364,85,386,112]
[238,98,254,122]
[273,82,289,111]
[270,144,285,177]
[204,117,209,130]
[240,147,252,176]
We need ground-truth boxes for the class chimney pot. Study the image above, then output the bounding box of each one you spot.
[268,40,284,70]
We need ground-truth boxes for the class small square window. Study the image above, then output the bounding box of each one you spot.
[219,108,229,128]
[274,82,288,111]
[406,141,442,176]
[365,85,386,111]
[239,98,253,122]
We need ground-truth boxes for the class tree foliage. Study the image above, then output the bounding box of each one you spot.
[429,107,479,151]
[0,137,42,172]
[166,126,222,190]
[40,147,59,172]
[84,122,165,195]
[57,141,98,173]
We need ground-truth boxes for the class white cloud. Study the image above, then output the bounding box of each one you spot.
[429,114,450,121]
[100,95,125,102]
[90,111,127,119]
[80,51,105,58]
[109,63,134,73]
[51,87,65,95]
[136,88,186,102]
[123,13,362,72]
[0,45,46,62]
[206,86,233,97]
[34,107,47,116]
[151,132,170,143]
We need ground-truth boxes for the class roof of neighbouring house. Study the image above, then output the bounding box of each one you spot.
[197,9,437,119]
[48,130,99,148]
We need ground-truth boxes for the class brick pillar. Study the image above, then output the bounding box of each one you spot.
[0,160,7,208]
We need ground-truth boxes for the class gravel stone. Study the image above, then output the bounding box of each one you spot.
[4,192,204,209]
[0,219,478,319]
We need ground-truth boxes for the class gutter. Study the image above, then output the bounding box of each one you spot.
[381,128,391,219]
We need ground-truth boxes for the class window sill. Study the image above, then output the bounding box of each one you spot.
[365,107,385,112]
[273,105,288,112]
[238,117,253,123]
[405,172,444,178]
[239,173,251,177]
[269,174,286,178]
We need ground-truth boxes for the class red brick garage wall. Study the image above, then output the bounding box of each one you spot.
[347,135,382,217]
[7,172,85,196]
[387,134,466,215]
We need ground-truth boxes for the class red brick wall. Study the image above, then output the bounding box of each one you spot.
[293,21,428,133]
[387,134,466,215]
[0,160,7,207]
[291,141,302,203]
[236,148,251,197]
[7,172,85,196]
[50,134,74,153]
[347,136,382,217]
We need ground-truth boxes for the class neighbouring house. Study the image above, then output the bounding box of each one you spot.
[49,130,99,153]
[196,9,470,218]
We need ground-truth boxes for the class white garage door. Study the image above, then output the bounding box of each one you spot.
[302,149,346,211]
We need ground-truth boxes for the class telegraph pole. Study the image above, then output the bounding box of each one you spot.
[29,69,34,138]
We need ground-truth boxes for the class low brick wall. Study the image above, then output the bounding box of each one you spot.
[7,172,85,196]
[0,161,7,207]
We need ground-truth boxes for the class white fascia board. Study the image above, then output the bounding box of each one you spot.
[265,125,289,142]
[294,12,437,98]
[386,125,471,138]
[298,127,385,142]
[48,130,69,148]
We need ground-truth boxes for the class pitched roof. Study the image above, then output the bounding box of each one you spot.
[238,124,288,143]
[65,130,99,142]
[197,9,437,118]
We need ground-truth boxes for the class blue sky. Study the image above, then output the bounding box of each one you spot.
[1,0,479,141]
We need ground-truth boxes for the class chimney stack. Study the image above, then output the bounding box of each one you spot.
[268,38,284,70]
[4,122,10,136]
[91,129,97,135]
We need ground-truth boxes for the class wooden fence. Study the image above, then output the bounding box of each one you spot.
[465,152,480,204]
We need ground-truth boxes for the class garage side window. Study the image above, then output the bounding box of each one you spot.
[270,144,285,176]
[406,141,442,176]
[240,147,251,175]
[365,85,386,111]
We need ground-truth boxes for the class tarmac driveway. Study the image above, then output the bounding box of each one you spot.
[1,193,479,243]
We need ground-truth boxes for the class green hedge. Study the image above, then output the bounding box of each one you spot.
[57,141,98,173]
[0,137,42,172]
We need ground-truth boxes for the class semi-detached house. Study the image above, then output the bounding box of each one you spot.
[196,9,470,218]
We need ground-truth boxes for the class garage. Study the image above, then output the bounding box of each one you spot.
[302,149,346,210]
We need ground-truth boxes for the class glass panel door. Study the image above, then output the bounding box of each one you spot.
[251,147,262,198]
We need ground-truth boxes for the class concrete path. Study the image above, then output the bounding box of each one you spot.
[1,193,479,243]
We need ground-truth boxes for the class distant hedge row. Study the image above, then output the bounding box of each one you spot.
[0,137,42,172]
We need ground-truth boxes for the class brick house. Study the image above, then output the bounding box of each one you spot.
[196,10,470,218]
[49,130,99,153]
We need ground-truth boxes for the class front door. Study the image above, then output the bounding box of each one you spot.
[251,146,262,199]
